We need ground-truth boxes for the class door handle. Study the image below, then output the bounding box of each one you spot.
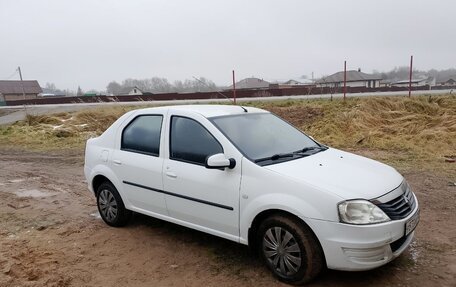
[113,159,122,165]
[165,171,177,179]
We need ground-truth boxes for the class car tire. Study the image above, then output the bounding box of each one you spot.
[257,214,324,285]
[96,182,131,227]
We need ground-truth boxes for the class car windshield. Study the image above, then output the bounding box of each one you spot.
[210,113,323,165]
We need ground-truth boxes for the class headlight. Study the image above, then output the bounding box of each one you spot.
[338,200,390,224]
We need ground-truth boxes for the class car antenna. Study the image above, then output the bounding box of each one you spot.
[192,76,248,112]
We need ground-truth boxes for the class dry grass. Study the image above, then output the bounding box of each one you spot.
[255,96,455,153]
[0,106,135,150]
[0,95,455,173]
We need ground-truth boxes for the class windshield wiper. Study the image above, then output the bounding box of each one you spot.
[293,146,328,153]
[254,146,328,164]
[254,153,296,163]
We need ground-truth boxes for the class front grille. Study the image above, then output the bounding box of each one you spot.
[376,185,416,220]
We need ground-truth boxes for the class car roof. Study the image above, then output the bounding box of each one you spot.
[136,104,268,118]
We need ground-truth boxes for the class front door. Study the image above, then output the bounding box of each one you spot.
[162,115,241,239]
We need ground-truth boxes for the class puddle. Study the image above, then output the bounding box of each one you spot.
[13,189,58,198]
[90,211,102,219]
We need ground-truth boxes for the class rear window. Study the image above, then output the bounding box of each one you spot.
[121,115,163,156]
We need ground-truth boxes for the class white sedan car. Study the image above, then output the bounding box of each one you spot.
[84,105,419,284]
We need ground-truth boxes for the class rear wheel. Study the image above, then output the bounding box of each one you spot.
[257,215,324,285]
[96,182,131,227]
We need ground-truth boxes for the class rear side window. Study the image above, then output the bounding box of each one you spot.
[121,115,163,156]
[170,116,223,165]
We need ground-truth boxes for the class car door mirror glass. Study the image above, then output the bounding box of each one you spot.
[205,153,236,169]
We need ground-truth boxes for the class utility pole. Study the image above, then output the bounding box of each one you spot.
[343,61,347,101]
[18,66,26,99]
[232,70,236,104]
[408,55,413,97]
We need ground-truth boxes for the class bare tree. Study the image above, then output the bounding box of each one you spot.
[45,82,57,91]
[42,82,68,96]
[106,81,123,94]
[107,76,219,94]
[77,86,83,97]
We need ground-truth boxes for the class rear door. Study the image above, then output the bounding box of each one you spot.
[110,112,168,216]
[162,112,242,240]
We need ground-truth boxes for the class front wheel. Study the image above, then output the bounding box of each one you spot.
[96,182,131,227]
[258,215,324,285]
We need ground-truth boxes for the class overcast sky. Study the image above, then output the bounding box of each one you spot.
[1,0,455,91]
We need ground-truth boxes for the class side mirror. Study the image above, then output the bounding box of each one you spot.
[205,153,236,170]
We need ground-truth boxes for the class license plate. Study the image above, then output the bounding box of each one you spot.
[405,209,420,236]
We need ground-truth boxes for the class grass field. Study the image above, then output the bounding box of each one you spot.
[1,95,455,174]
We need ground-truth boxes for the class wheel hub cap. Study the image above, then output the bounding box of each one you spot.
[263,227,302,276]
[99,189,118,222]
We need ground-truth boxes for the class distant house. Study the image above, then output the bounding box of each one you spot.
[117,86,153,96]
[272,78,316,89]
[40,88,66,97]
[284,78,314,85]
[229,77,270,90]
[437,76,456,86]
[283,79,302,85]
[0,80,42,101]
[41,93,60,97]
[379,79,392,88]
[316,70,382,88]
[440,78,456,86]
[117,86,144,96]
[391,78,434,87]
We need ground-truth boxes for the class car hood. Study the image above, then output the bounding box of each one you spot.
[264,148,403,200]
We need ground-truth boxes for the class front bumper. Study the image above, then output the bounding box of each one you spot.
[306,200,419,271]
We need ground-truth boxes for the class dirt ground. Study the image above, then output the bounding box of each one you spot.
[0,149,455,287]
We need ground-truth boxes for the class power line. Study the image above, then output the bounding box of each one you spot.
[1,69,18,80]
[192,75,247,112]
[192,76,234,104]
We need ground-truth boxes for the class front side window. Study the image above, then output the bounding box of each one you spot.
[170,116,223,165]
[121,115,163,156]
